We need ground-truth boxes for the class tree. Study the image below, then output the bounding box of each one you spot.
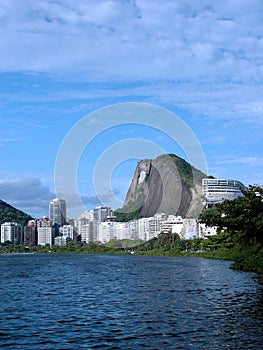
[199,186,263,244]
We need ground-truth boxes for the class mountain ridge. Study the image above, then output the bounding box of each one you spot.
[0,199,33,227]
[115,154,207,221]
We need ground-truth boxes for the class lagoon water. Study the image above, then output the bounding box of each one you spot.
[0,254,263,349]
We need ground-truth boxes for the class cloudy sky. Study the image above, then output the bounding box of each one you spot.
[0,0,262,217]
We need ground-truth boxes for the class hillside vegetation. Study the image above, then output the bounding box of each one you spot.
[0,199,33,226]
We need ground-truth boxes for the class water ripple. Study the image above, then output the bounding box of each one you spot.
[0,255,263,349]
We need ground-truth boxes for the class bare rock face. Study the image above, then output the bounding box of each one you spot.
[118,154,206,219]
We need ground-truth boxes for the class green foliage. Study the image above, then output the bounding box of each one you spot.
[165,154,206,187]
[36,241,125,255]
[199,185,263,272]
[199,206,222,227]
[106,239,143,248]
[134,232,183,255]
[200,186,263,243]
[0,199,33,226]
[114,208,142,222]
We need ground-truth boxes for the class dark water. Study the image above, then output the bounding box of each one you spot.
[0,255,263,349]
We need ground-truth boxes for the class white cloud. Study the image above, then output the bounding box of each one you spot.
[0,0,262,83]
[0,0,262,125]
[0,0,262,198]
[0,177,54,216]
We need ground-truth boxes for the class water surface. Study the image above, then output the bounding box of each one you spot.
[0,254,262,349]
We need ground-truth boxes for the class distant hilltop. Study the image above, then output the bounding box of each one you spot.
[115,154,207,221]
[0,199,33,226]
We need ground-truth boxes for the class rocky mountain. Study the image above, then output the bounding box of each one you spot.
[0,199,33,226]
[115,154,207,221]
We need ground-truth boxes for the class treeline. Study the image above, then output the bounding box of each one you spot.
[198,185,263,272]
[0,241,125,255]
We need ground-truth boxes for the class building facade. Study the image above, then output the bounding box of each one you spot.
[202,178,244,205]
[1,222,23,244]
[37,217,53,246]
[59,225,74,240]
[49,198,67,227]
[24,220,37,246]
[38,227,54,246]
[93,206,113,223]
[81,222,94,243]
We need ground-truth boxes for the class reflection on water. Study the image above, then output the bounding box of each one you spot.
[0,254,262,349]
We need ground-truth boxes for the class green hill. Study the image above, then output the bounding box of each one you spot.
[0,199,33,226]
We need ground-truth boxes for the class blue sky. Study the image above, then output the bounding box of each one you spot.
[0,0,262,218]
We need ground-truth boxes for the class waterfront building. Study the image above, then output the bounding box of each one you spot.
[182,219,199,240]
[49,198,67,227]
[54,235,71,246]
[37,216,52,228]
[202,178,244,206]
[160,215,184,235]
[75,217,89,238]
[59,224,74,240]
[81,221,94,243]
[1,222,22,244]
[199,223,218,238]
[36,217,53,246]
[138,217,150,241]
[97,221,116,243]
[126,219,139,241]
[38,226,54,246]
[148,213,167,240]
[24,220,37,246]
[115,222,127,240]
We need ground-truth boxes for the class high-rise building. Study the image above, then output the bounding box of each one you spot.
[81,222,94,243]
[49,198,67,227]
[93,206,113,223]
[36,217,54,246]
[24,220,37,246]
[1,222,22,244]
[38,227,54,246]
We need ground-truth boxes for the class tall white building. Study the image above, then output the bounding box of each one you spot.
[49,198,67,226]
[1,222,22,244]
[115,222,128,240]
[81,222,94,243]
[97,222,116,243]
[138,217,150,241]
[36,217,53,246]
[38,227,54,246]
[148,213,167,240]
